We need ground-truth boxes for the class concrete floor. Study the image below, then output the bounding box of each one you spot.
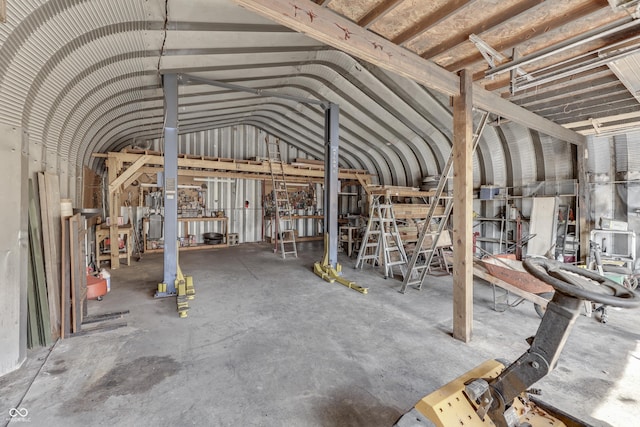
[1,241,639,427]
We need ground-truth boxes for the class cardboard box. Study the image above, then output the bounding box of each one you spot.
[600,218,628,231]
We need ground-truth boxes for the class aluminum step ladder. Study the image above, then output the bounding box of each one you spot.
[266,138,297,259]
[355,194,408,279]
[400,111,489,293]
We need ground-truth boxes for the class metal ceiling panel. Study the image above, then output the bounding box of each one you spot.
[4,0,634,193]
[608,50,640,103]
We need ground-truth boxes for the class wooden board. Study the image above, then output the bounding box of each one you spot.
[28,179,52,346]
[69,213,87,332]
[393,203,445,219]
[26,247,39,348]
[68,215,78,333]
[527,197,558,257]
[60,217,71,338]
[38,172,62,339]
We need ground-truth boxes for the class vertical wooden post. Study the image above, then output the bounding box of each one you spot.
[107,156,120,269]
[452,70,474,342]
[577,145,589,263]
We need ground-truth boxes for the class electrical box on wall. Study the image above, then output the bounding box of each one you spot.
[479,185,500,200]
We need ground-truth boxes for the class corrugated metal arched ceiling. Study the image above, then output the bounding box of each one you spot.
[0,0,588,188]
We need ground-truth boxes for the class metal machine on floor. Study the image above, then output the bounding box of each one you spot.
[394,258,638,427]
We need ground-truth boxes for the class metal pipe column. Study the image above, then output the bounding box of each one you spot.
[160,73,179,295]
[324,103,339,268]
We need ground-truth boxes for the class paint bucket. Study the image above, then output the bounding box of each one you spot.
[99,268,111,292]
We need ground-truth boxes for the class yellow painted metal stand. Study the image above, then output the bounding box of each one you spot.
[175,264,195,318]
[157,242,196,318]
[412,359,567,427]
[314,234,368,294]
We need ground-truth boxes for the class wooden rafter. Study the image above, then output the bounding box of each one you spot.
[419,0,544,60]
[392,0,471,45]
[232,0,584,144]
[357,0,404,28]
[446,0,604,73]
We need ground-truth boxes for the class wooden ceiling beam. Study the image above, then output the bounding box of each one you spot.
[234,0,585,145]
[392,0,472,45]
[419,0,544,60]
[357,0,404,28]
[445,1,607,72]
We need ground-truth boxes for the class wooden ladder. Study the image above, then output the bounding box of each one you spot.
[355,194,408,279]
[400,111,489,293]
[266,138,297,259]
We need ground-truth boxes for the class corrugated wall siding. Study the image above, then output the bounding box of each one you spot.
[587,131,640,270]
[148,125,326,243]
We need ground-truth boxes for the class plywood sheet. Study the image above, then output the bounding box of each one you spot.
[527,197,558,257]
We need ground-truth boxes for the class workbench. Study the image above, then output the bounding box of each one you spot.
[96,225,133,266]
[143,216,229,253]
[339,226,361,257]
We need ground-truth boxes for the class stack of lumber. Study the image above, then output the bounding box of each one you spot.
[393,204,444,219]
[27,179,53,347]
[28,172,89,345]
[367,185,435,198]
[37,172,62,340]
[400,222,452,255]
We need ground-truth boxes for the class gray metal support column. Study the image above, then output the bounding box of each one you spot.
[160,73,179,295]
[324,103,339,268]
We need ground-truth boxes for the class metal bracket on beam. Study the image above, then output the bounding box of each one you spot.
[469,34,529,82]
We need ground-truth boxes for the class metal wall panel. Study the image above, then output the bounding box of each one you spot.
[500,124,537,188]
[148,125,284,243]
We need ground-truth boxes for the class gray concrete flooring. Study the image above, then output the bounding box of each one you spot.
[1,241,639,427]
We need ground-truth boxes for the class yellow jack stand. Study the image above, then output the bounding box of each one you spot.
[314,234,368,294]
[156,263,195,318]
[175,264,194,318]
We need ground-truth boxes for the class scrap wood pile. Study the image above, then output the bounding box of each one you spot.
[399,220,452,256]
[28,172,82,346]
[27,172,127,347]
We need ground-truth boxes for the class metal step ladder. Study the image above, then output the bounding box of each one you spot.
[400,111,489,293]
[355,194,408,279]
[266,138,297,259]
